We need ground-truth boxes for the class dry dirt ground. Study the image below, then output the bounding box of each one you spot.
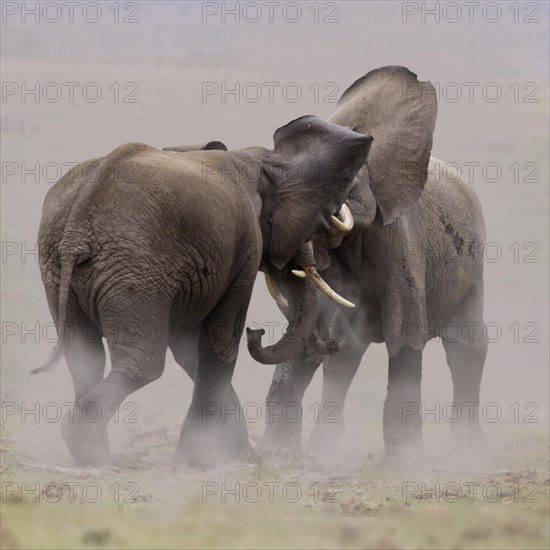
[1,408,549,549]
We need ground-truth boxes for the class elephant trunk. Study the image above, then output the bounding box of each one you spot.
[247,275,318,365]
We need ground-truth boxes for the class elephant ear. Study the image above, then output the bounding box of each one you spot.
[328,66,437,225]
[266,115,373,270]
[163,141,227,152]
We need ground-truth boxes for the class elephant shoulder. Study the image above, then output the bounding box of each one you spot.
[425,157,484,221]
[420,157,486,253]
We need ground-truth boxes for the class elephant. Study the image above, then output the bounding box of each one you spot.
[34,115,373,467]
[259,67,488,466]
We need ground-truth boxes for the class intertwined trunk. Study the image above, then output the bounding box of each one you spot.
[247,275,318,364]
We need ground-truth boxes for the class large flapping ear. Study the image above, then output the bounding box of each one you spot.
[328,66,437,225]
[266,115,373,270]
[163,141,227,152]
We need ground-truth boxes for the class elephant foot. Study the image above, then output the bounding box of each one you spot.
[215,422,253,460]
[175,418,233,469]
[258,436,303,460]
[175,441,260,469]
[238,444,262,465]
[175,414,261,468]
[61,411,112,466]
[382,445,425,471]
[216,428,261,465]
[174,436,219,469]
[261,418,303,459]
[260,424,303,459]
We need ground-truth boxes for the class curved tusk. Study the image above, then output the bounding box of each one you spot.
[304,266,355,308]
[293,266,355,308]
[291,269,307,279]
[264,273,289,308]
[331,203,354,232]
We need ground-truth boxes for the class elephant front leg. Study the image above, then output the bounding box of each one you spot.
[307,343,367,455]
[262,352,321,457]
[383,345,423,467]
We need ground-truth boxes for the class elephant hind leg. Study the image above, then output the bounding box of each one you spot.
[170,330,252,462]
[442,283,489,453]
[60,303,108,464]
[169,328,200,380]
[63,303,106,401]
[63,305,170,466]
[175,268,257,467]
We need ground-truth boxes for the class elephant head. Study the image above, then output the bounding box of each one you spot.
[262,115,373,267]
[245,115,373,364]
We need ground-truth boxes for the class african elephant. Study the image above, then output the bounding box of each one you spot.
[260,67,488,465]
[34,115,373,467]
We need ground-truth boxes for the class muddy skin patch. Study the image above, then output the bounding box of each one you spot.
[441,218,464,256]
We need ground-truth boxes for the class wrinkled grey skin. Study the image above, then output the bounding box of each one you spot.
[36,116,372,467]
[262,67,488,466]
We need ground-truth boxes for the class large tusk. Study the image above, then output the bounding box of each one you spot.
[291,266,355,308]
[264,273,289,308]
[331,203,354,232]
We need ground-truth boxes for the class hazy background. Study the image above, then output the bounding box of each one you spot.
[1,0,549,478]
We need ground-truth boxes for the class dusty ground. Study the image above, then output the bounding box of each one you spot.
[1,409,549,549]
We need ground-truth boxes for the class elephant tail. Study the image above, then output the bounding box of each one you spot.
[30,254,77,376]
